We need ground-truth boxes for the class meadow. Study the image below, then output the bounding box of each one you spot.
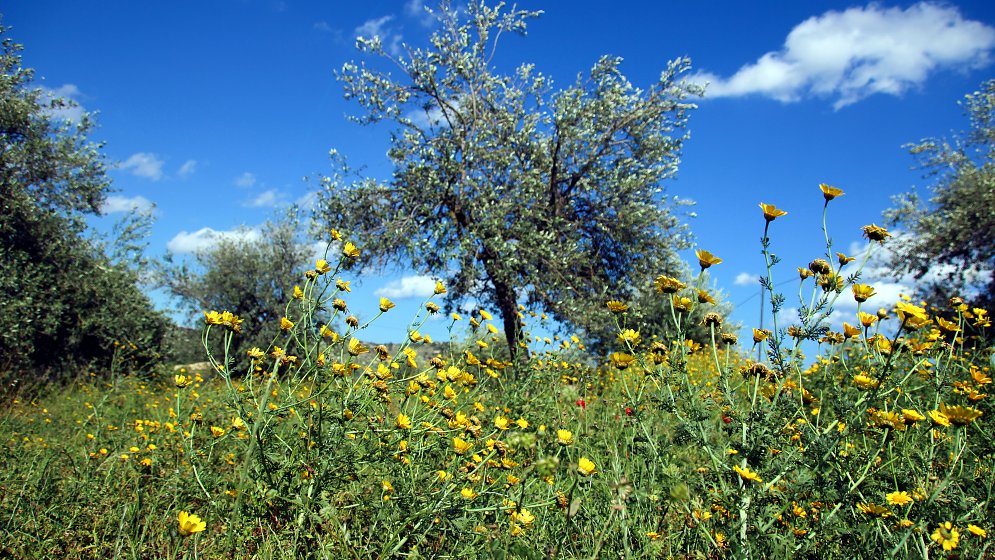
[1,189,991,559]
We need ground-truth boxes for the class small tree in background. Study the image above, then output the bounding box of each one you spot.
[886,79,995,311]
[317,0,700,358]
[161,209,313,370]
[0,24,167,383]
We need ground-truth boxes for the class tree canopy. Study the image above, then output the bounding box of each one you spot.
[885,79,995,311]
[317,1,701,356]
[0,24,167,382]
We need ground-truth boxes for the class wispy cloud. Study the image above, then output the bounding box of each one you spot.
[244,189,283,208]
[355,15,404,56]
[40,84,86,123]
[166,227,261,254]
[405,0,434,27]
[101,195,153,215]
[376,275,437,299]
[234,172,257,188]
[177,159,198,178]
[118,152,165,181]
[696,2,995,109]
[734,272,761,286]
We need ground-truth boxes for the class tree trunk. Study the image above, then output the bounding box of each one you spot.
[479,244,523,361]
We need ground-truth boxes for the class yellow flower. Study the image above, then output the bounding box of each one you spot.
[967,524,986,538]
[453,437,473,454]
[842,322,861,338]
[886,491,913,507]
[852,374,880,390]
[347,338,369,356]
[759,202,788,222]
[857,502,892,518]
[606,300,629,312]
[379,297,395,312]
[479,310,493,321]
[577,457,597,477]
[210,426,225,438]
[609,352,636,369]
[852,284,876,303]
[246,347,265,359]
[862,224,892,243]
[928,410,951,427]
[434,281,446,294]
[315,259,331,274]
[695,249,722,269]
[556,429,573,446]
[654,275,686,294]
[617,329,642,347]
[902,409,926,423]
[494,416,511,430]
[451,312,462,321]
[174,374,193,388]
[752,328,771,344]
[280,317,294,331]
[460,487,478,500]
[292,285,304,299]
[396,413,412,430]
[858,312,878,328]
[938,403,983,425]
[733,464,762,483]
[836,252,856,265]
[819,183,844,200]
[931,522,960,551]
[336,278,351,292]
[342,242,360,258]
[177,511,206,536]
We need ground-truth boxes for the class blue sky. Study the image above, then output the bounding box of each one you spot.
[6,0,995,344]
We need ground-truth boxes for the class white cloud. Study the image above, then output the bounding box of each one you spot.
[734,272,761,286]
[166,227,261,254]
[118,152,165,181]
[177,159,198,178]
[696,2,995,109]
[405,0,434,27]
[234,172,257,188]
[376,275,437,299]
[40,84,86,123]
[355,15,404,56]
[314,20,333,32]
[244,189,283,208]
[101,195,153,215]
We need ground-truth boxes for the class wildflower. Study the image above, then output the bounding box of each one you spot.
[606,300,629,312]
[210,426,225,438]
[617,329,642,346]
[697,289,716,304]
[837,252,856,265]
[870,409,905,431]
[246,347,265,359]
[809,259,831,275]
[609,352,636,369]
[292,285,304,299]
[336,279,351,292]
[556,429,574,446]
[342,242,360,258]
[858,312,878,328]
[315,259,332,274]
[396,413,412,430]
[174,374,193,388]
[460,487,478,500]
[577,457,597,477]
[494,416,511,430]
[426,302,440,314]
[345,315,359,328]
[177,511,206,536]
[938,404,983,425]
[347,338,369,356]
[931,522,960,551]
[902,409,926,423]
[862,224,891,243]
[453,437,473,454]
[280,317,294,331]
[752,328,771,344]
[857,502,892,518]
[886,491,913,507]
[842,323,861,338]
[695,249,722,269]
[434,281,446,294]
[820,183,844,200]
[733,464,762,483]
[703,312,723,328]
[928,410,951,427]
[654,275,686,294]
[759,203,788,222]
[451,312,462,321]
[967,524,986,538]
[852,284,876,303]
[379,297,395,312]
[852,374,880,390]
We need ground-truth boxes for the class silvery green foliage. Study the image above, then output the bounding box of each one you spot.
[885,80,995,310]
[318,0,701,354]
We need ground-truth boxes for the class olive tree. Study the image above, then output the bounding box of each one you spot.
[317,0,700,356]
[885,80,995,310]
